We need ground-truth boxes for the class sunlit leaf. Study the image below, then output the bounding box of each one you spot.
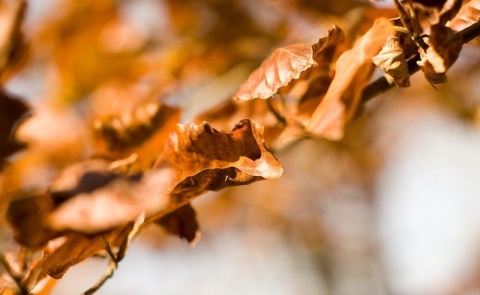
[372,36,410,87]
[234,44,317,100]
[306,18,394,140]
[448,0,480,31]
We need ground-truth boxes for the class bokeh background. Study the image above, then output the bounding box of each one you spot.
[2,0,480,294]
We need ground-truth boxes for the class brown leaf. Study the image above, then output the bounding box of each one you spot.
[157,119,283,182]
[34,119,282,234]
[306,18,394,140]
[6,194,59,249]
[372,37,410,87]
[93,102,181,171]
[45,163,171,233]
[24,222,140,289]
[155,204,200,244]
[234,44,317,100]
[418,24,463,84]
[288,25,346,112]
[448,0,480,32]
[0,89,29,170]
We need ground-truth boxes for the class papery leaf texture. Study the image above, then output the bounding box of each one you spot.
[372,37,410,87]
[234,44,317,100]
[306,18,394,140]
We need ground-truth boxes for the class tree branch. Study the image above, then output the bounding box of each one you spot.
[361,21,480,103]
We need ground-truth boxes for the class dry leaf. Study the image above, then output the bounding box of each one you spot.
[418,24,463,84]
[0,90,29,170]
[155,203,200,244]
[24,222,140,290]
[234,44,317,100]
[448,0,480,31]
[372,36,410,87]
[7,119,282,237]
[306,18,394,140]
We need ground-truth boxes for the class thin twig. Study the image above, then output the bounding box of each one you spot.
[0,252,29,294]
[83,236,118,295]
[360,21,480,103]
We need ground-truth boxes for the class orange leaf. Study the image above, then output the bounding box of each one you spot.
[234,44,317,100]
[7,120,282,236]
[448,0,480,32]
[306,18,394,140]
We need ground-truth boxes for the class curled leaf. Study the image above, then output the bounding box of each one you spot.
[418,24,463,84]
[372,37,410,87]
[306,18,394,140]
[24,222,140,289]
[7,119,282,237]
[234,44,317,100]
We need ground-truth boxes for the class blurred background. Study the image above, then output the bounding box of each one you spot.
[2,0,480,294]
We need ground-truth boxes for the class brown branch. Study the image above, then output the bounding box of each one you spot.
[361,21,480,103]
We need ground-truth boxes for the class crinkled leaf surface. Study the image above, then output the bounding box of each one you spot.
[306,18,393,140]
[372,36,410,87]
[234,44,317,100]
[8,119,282,238]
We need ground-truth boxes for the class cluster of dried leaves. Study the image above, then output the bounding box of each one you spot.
[0,0,479,293]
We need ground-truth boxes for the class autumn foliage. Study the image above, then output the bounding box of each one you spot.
[1,0,479,294]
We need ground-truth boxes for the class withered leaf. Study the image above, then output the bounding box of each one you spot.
[418,24,463,84]
[0,89,29,170]
[24,222,140,290]
[306,18,394,140]
[6,194,59,249]
[45,163,171,233]
[234,44,317,100]
[155,203,199,244]
[36,119,282,234]
[372,36,410,87]
[448,0,480,32]
[154,119,283,212]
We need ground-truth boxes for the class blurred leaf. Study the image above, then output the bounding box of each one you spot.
[372,37,410,87]
[93,102,181,171]
[418,24,463,84]
[0,0,27,82]
[448,0,480,32]
[306,18,394,140]
[8,119,282,239]
[438,0,463,25]
[155,204,199,245]
[0,89,29,170]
